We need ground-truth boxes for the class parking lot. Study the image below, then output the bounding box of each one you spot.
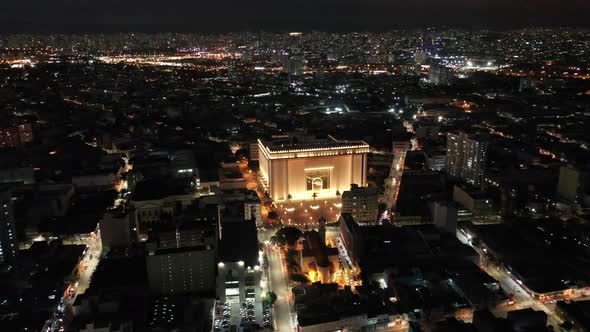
[213,300,271,331]
[262,300,272,328]
[214,302,231,331]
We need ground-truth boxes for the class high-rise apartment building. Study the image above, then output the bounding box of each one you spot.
[557,164,588,203]
[286,32,304,77]
[446,132,487,187]
[341,184,379,224]
[0,190,18,263]
[429,63,453,85]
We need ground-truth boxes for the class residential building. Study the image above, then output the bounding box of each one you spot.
[446,132,487,187]
[341,184,379,224]
[556,164,588,204]
[429,63,453,85]
[0,190,18,263]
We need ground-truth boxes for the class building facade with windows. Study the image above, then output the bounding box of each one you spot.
[258,136,369,201]
[0,190,18,264]
[446,132,487,187]
[341,184,379,224]
[146,246,216,295]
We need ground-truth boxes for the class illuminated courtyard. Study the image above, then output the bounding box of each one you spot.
[275,197,343,227]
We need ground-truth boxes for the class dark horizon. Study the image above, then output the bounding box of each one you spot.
[1,0,590,33]
[2,23,590,35]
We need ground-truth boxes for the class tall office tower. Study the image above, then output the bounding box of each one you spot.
[428,63,454,85]
[446,132,488,187]
[0,190,18,263]
[287,32,304,76]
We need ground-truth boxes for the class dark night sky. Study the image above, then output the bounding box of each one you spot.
[1,0,589,32]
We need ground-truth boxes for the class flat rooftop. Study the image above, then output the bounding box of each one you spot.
[220,220,258,268]
[259,135,369,154]
[131,176,192,201]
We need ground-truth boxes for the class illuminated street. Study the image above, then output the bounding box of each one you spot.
[72,237,102,299]
[484,263,563,330]
[382,149,406,218]
[263,236,295,332]
[457,228,564,331]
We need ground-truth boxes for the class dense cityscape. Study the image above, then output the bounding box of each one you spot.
[0,28,590,332]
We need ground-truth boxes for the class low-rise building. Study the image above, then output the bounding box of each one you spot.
[555,300,590,332]
[452,185,500,224]
[130,177,195,229]
[72,171,118,191]
[294,283,407,332]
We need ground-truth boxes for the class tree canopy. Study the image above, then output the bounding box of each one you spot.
[289,273,310,285]
[266,291,277,305]
[267,211,279,220]
[270,226,302,247]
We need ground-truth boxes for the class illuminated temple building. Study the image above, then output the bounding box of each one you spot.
[258,135,369,201]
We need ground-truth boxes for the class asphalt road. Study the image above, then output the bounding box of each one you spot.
[266,242,295,331]
[457,228,564,330]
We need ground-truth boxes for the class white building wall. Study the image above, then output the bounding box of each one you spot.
[268,155,365,201]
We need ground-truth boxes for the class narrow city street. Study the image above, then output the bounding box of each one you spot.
[266,242,295,331]
[483,263,563,330]
[43,232,103,332]
[74,240,102,298]
[457,228,564,331]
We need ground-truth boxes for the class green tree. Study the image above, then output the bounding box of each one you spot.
[266,291,277,305]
